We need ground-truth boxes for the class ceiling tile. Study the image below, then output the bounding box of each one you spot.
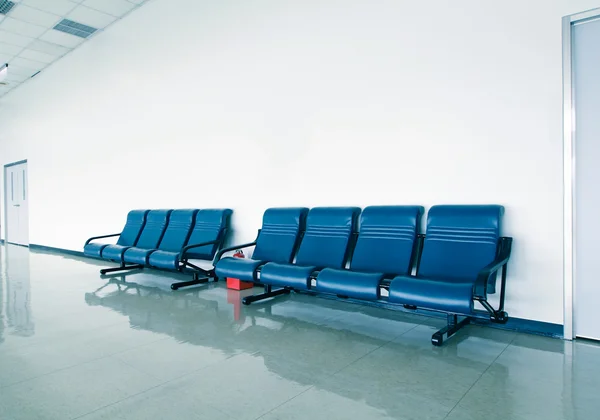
[0,87,14,97]
[82,0,135,17]
[27,39,70,56]
[21,0,78,15]
[39,29,84,48]
[67,5,117,28]
[8,5,61,27]
[4,71,30,83]
[0,53,15,64]
[9,56,46,71]
[19,48,57,63]
[5,63,38,77]
[0,42,23,55]
[0,17,49,37]
[0,30,34,47]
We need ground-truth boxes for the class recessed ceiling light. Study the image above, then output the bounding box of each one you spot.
[0,63,8,85]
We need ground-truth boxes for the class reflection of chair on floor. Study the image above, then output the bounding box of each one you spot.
[85,279,500,368]
[84,280,516,419]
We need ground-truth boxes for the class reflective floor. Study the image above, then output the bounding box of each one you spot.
[1,244,599,420]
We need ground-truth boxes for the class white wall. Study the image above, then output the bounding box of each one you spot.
[1,0,598,324]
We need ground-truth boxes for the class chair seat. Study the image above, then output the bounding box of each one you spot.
[124,247,155,265]
[388,275,475,315]
[84,243,108,258]
[148,251,180,270]
[101,245,131,262]
[259,263,316,290]
[316,268,383,300]
[215,257,264,282]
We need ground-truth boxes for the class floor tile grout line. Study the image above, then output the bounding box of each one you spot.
[70,351,253,420]
[0,334,172,390]
[0,319,129,355]
[441,334,518,420]
[113,345,248,384]
[252,324,421,420]
[70,379,175,420]
[254,386,316,420]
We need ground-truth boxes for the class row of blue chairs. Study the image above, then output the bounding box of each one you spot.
[83,204,512,345]
[213,205,512,345]
[84,209,232,289]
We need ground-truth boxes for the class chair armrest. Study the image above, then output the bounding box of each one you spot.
[214,229,261,262]
[84,233,121,246]
[179,239,220,261]
[474,237,513,297]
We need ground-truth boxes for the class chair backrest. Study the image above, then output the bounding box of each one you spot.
[350,206,423,274]
[295,207,361,268]
[252,207,309,263]
[157,209,199,253]
[117,210,149,246]
[185,209,233,260]
[135,209,173,249]
[418,205,503,282]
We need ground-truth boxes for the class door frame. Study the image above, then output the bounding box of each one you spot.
[563,8,600,341]
[3,159,28,246]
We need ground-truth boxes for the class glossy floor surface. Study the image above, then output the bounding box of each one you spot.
[1,244,599,420]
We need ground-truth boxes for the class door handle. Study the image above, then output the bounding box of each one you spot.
[13,204,20,207]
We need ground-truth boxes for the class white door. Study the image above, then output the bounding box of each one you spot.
[4,162,29,246]
[573,18,600,340]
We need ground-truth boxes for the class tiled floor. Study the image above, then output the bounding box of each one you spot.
[1,244,599,420]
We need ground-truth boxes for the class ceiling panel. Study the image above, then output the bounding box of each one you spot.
[27,39,70,56]
[38,29,85,47]
[0,0,149,98]
[67,6,116,29]
[19,48,58,63]
[20,0,78,16]
[5,63,39,77]
[8,5,61,27]
[9,56,46,71]
[82,0,135,17]
[0,41,22,55]
[1,16,48,37]
[0,53,14,64]
[4,71,30,83]
[0,29,34,47]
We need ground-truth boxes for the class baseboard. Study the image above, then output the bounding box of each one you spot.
[472,316,563,338]
[29,243,85,257]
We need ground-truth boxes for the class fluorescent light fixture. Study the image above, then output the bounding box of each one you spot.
[0,63,7,83]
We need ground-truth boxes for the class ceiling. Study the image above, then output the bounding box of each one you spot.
[0,0,148,98]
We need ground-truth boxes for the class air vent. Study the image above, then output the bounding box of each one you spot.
[0,1,16,15]
[53,19,98,39]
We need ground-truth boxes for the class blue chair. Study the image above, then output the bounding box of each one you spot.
[388,205,512,346]
[84,210,149,259]
[214,207,309,282]
[100,209,173,274]
[149,209,232,290]
[315,206,424,300]
[123,209,194,266]
[243,207,361,305]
